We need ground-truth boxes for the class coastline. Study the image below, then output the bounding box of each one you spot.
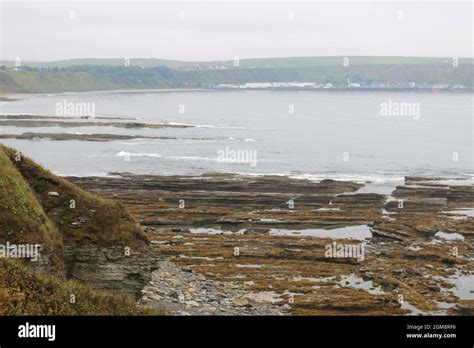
[1,88,472,315]
[1,86,472,103]
[1,136,473,315]
[68,172,474,315]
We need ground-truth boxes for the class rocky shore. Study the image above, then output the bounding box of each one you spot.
[0,132,209,142]
[0,115,193,129]
[68,173,474,316]
[140,260,284,315]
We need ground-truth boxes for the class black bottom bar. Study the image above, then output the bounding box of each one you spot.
[1,316,473,346]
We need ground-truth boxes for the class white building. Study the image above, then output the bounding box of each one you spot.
[243,82,273,89]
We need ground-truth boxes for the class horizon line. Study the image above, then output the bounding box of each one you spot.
[2,55,473,63]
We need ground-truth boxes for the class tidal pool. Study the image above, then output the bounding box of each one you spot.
[269,225,372,240]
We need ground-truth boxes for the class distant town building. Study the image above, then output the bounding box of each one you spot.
[244,82,273,89]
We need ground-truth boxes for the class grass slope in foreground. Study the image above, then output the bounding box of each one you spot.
[0,145,155,315]
[0,145,148,249]
[0,258,155,315]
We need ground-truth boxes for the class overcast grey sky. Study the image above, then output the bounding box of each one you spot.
[0,1,472,61]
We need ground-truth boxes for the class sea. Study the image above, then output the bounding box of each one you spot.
[0,90,472,190]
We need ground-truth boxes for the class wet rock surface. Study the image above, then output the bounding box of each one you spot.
[0,118,192,129]
[69,173,474,315]
[0,132,209,142]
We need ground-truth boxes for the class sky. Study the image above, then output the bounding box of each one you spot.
[0,0,472,61]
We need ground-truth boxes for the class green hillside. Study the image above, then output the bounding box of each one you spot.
[1,57,211,69]
[225,56,474,68]
[0,145,158,315]
[2,56,473,69]
[0,146,61,248]
[0,61,472,93]
[0,145,148,249]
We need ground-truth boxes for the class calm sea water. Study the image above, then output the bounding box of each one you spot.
[0,90,472,184]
